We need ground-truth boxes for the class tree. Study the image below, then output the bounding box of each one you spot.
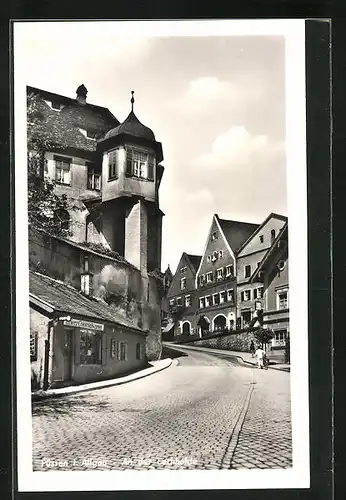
[254,327,274,347]
[27,92,72,237]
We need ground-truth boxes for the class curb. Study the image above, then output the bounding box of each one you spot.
[165,343,290,372]
[32,358,173,401]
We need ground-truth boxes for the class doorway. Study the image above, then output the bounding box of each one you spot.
[63,329,73,381]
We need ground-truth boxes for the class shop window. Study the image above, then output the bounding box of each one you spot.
[54,208,70,231]
[111,338,117,358]
[244,265,251,278]
[118,341,128,361]
[87,163,101,190]
[30,331,38,361]
[126,147,155,181]
[54,156,71,184]
[80,330,102,365]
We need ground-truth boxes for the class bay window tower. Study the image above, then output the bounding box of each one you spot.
[97,92,164,273]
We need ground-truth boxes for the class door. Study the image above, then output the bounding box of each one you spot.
[63,329,73,380]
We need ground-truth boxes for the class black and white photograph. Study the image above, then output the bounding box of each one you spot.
[14,20,309,491]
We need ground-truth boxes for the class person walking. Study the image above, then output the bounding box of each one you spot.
[250,340,255,358]
[254,345,266,369]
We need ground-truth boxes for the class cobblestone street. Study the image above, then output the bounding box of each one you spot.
[32,348,292,471]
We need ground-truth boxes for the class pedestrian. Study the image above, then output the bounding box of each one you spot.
[254,345,266,369]
[250,340,255,357]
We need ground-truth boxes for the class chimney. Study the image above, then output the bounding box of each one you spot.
[76,84,88,105]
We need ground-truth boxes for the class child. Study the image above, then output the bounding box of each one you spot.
[254,345,266,369]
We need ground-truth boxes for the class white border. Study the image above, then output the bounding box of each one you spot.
[14,19,309,491]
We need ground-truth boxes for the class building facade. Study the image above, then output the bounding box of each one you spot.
[166,213,289,350]
[30,271,147,390]
[28,85,165,383]
[250,223,289,362]
[236,213,287,328]
[166,253,201,338]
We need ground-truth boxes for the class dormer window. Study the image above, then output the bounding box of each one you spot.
[86,130,97,139]
[126,147,155,181]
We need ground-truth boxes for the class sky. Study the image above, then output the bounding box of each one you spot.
[14,21,287,273]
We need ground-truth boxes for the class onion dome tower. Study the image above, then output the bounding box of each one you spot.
[97,92,164,273]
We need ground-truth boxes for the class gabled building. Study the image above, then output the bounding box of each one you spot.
[195,214,259,335]
[166,253,201,338]
[250,222,289,362]
[235,213,287,328]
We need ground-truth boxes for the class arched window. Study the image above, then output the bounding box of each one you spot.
[54,208,70,230]
[182,322,191,335]
[213,315,227,332]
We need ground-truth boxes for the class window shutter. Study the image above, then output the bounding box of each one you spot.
[147,155,154,180]
[126,148,133,175]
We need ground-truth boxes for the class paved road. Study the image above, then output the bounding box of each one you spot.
[32,348,292,471]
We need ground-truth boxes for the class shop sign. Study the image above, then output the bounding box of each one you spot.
[63,318,104,331]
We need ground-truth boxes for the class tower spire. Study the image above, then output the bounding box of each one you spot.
[131,90,135,112]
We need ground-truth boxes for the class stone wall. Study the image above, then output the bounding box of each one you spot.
[29,227,162,360]
[178,330,256,353]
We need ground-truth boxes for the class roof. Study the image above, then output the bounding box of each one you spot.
[236,212,288,255]
[216,215,260,254]
[186,254,202,273]
[103,110,155,142]
[29,271,145,333]
[250,222,288,283]
[27,86,119,152]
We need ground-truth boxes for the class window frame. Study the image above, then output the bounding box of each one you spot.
[206,272,213,283]
[180,277,187,290]
[199,297,205,309]
[79,329,102,365]
[108,149,119,180]
[276,288,289,310]
[30,331,38,361]
[244,264,251,279]
[111,338,117,358]
[205,295,211,307]
[118,341,128,361]
[54,155,71,185]
[185,295,191,307]
[125,147,155,181]
[216,268,223,280]
[87,162,101,190]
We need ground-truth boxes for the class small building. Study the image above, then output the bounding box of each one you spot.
[195,214,259,336]
[250,222,289,362]
[236,213,287,328]
[166,253,201,339]
[30,271,148,390]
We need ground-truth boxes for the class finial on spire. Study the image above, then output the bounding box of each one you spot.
[131,90,135,112]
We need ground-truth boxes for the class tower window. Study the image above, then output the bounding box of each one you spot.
[108,150,119,179]
[126,148,155,181]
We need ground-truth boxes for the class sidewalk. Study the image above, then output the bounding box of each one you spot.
[165,343,290,372]
[32,358,173,401]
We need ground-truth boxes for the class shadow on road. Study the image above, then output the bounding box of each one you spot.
[32,393,112,417]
